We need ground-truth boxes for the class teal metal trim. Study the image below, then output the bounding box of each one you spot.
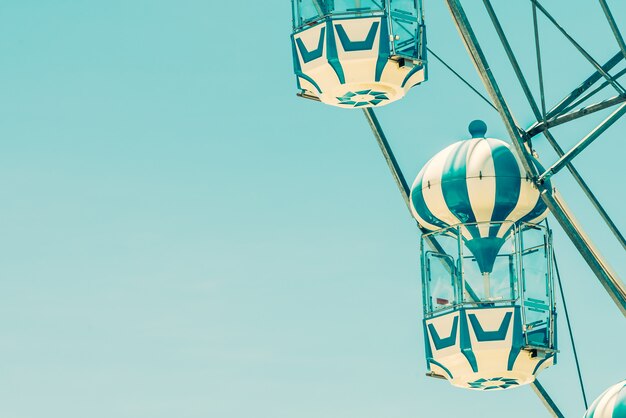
[400,63,425,88]
[429,359,453,380]
[291,34,303,90]
[297,74,323,94]
[325,20,346,84]
[507,307,523,371]
[375,16,390,82]
[295,27,326,63]
[335,21,379,51]
[468,311,512,342]
[532,354,554,375]
[544,52,623,120]
[553,311,558,362]
[539,103,626,182]
[423,321,434,370]
[427,316,459,350]
[459,311,478,372]
[291,32,322,94]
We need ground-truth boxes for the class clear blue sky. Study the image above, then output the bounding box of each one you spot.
[0,1,624,417]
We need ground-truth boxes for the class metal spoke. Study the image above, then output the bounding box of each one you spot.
[531,380,566,418]
[532,2,547,117]
[558,67,626,116]
[426,47,497,111]
[531,0,626,94]
[545,52,624,120]
[480,0,626,252]
[599,0,626,60]
[537,131,626,251]
[482,0,541,121]
[363,108,411,209]
[538,102,626,181]
[527,94,626,136]
[444,0,626,319]
[362,108,484,293]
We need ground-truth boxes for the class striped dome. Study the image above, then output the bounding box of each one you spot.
[410,133,550,273]
[584,380,626,418]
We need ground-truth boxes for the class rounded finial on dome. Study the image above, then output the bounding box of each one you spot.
[468,120,488,138]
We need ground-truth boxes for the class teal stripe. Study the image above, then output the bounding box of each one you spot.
[531,354,553,375]
[507,307,523,371]
[335,21,379,51]
[488,141,521,237]
[423,321,433,369]
[441,141,480,239]
[291,35,302,90]
[468,311,512,341]
[401,63,425,87]
[459,311,478,372]
[326,21,345,84]
[297,74,323,94]
[429,359,453,380]
[411,161,448,229]
[375,17,390,82]
[411,184,448,230]
[520,156,550,223]
[427,316,459,350]
[519,195,548,223]
[612,384,626,418]
[295,27,326,63]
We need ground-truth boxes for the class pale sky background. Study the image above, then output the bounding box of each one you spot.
[0,1,624,417]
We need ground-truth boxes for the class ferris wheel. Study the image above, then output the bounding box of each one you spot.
[289,1,626,416]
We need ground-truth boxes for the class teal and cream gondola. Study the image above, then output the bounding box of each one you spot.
[290,0,427,108]
[410,121,558,390]
[584,380,626,418]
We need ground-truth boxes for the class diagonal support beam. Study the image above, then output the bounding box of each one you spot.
[528,95,626,136]
[445,0,625,316]
[538,102,626,182]
[546,52,624,120]
[362,108,487,300]
[363,108,412,209]
[532,380,566,418]
[483,0,539,120]
[531,0,625,95]
[482,0,626,252]
[598,0,626,60]
[558,67,626,116]
[362,108,452,258]
[537,131,626,252]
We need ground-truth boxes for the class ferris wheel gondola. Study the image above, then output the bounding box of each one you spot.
[290,0,427,107]
[288,0,626,415]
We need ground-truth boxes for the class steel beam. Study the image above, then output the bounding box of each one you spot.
[559,67,626,116]
[532,380,566,418]
[426,47,497,111]
[531,0,625,94]
[482,0,540,122]
[362,108,452,258]
[363,108,412,209]
[599,0,626,61]
[538,131,626,251]
[545,52,624,120]
[482,0,626,252]
[445,0,626,316]
[539,102,626,181]
[547,191,626,316]
[532,2,547,116]
[528,95,626,136]
[362,108,489,309]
